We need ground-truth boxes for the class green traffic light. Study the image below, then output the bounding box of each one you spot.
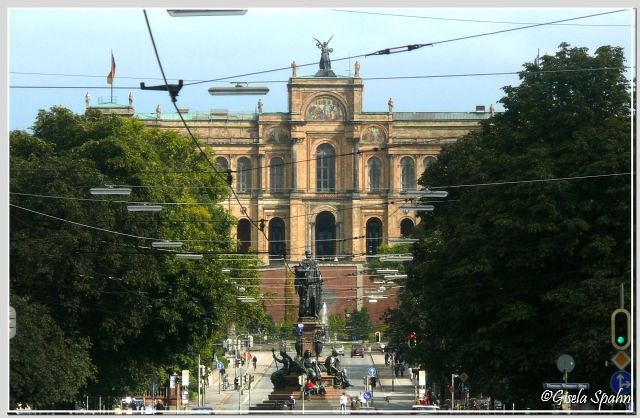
[617,336,626,345]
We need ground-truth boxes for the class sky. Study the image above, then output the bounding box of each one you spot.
[6,7,636,132]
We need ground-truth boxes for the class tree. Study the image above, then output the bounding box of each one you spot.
[389,44,631,408]
[10,108,266,405]
[346,308,374,341]
[327,314,345,340]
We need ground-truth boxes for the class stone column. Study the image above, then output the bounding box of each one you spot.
[353,139,360,194]
[290,138,303,193]
[388,154,396,195]
[257,154,264,197]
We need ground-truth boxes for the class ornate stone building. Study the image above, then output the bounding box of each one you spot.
[131,64,492,265]
[92,59,493,324]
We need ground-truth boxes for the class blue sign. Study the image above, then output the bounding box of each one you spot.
[368,367,377,377]
[216,361,224,370]
[610,371,631,394]
[363,391,373,400]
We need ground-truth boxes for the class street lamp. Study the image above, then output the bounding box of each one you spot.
[388,238,419,244]
[127,204,163,212]
[90,187,132,195]
[398,205,435,212]
[379,255,414,262]
[208,82,269,96]
[151,241,183,248]
[167,9,247,17]
[402,190,449,199]
[175,253,203,260]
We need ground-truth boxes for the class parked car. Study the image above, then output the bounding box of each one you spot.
[351,344,365,357]
[333,344,345,355]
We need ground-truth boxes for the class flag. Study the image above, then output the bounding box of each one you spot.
[107,52,116,84]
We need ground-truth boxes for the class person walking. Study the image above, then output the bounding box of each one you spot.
[339,392,348,414]
[252,355,257,370]
[384,352,389,366]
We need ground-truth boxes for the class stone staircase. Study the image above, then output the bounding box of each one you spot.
[250,373,347,411]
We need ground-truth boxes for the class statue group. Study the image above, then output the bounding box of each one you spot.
[270,347,351,390]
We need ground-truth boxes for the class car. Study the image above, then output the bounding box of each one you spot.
[333,344,345,355]
[190,406,215,414]
[351,344,365,357]
[411,405,440,414]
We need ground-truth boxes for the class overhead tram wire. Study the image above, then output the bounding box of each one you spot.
[9,66,633,90]
[141,9,268,242]
[331,9,632,26]
[182,9,627,86]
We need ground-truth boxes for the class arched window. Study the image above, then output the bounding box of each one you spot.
[368,157,382,192]
[423,156,436,171]
[316,144,336,192]
[268,218,286,262]
[366,218,383,255]
[270,157,285,193]
[236,157,252,193]
[215,157,229,171]
[400,218,415,237]
[237,219,252,253]
[315,211,336,258]
[400,157,416,191]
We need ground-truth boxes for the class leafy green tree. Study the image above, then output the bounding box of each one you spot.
[388,44,631,408]
[10,295,95,409]
[346,308,375,341]
[327,314,345,340]
[10,108,265,406]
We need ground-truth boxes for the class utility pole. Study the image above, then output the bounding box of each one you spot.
[451,374,459,410]
[197,354,201,407]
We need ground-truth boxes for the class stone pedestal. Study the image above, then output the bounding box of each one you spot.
[295,320,326,359]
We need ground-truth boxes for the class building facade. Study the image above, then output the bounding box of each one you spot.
[91,61,493,324]
[129,64,492,264]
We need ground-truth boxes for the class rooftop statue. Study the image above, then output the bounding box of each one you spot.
[314,36,336,77]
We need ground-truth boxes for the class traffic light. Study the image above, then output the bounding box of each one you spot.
[611,308,631,350]
[375,332,381,343]
[407,331,417,349]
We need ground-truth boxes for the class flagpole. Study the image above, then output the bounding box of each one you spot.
[110,50,114,103]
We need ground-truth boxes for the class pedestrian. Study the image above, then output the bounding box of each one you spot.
[252,355,257,370]
[339,392,348,414]
[394,363,400,377]
[358,392,366,408]
[400,363,405,377]
[287,395,296,410]
[384,352,389,366]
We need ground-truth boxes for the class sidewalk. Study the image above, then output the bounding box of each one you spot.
[201,350,275,410]
[368,352,417,410]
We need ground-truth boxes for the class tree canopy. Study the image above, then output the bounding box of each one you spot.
[387,44,631,408]
[10,108,268,408]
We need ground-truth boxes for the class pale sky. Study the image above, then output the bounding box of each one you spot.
[7,7,636,132]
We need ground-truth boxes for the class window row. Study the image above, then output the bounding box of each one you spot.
[235,216,416,259]
[215,151,437,193]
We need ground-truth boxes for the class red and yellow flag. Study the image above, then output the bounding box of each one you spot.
[106,52,116,84]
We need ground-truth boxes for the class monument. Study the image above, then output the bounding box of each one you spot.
[314,36,336,77]
[254,252,348,410]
